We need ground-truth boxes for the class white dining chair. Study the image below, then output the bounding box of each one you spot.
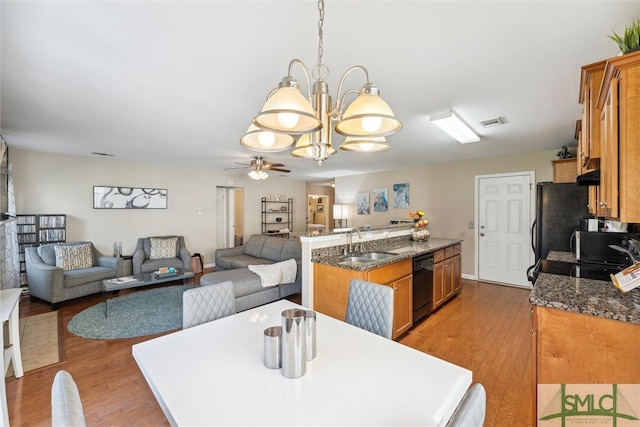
[51,370,87,427]
[345,279,394,339]
[446,383,486,427]
[183,280,236,329]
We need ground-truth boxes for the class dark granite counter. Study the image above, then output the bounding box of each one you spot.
[292,223,412,238]
[530,273,640,325]
[546,250,576,263]
[312,237,462,272]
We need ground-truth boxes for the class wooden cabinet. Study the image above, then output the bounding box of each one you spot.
[596,50,640,222]
[552,159,577,183]
[432,244,462,311]
[578,60,605,174]
[532,305,640,424]
[313,259,412,340]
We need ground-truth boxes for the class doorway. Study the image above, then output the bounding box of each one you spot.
[216,187,244,249]
[307,195,328,232]
[475,172,535,288]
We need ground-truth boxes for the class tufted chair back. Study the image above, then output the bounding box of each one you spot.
[183,281,236,329]
[345,279,394,339]
[446,383,486,427]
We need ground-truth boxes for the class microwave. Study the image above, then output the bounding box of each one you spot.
[574,231,639,266]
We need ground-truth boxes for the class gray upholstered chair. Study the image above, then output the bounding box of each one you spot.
[51,370,87,427]
[446,383,486,427]
[132,235,191,275]
[345,279,394,339]
[183,281,236,329]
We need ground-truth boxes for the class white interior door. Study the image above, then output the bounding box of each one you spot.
[215,187,228,249]
[476,172,534,288]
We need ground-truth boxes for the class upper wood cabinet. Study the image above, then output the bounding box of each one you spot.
[578,60,605,174]
[552,158,577,183]
[596,50,640,222]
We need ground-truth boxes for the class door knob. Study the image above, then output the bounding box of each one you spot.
[479,232,485,237]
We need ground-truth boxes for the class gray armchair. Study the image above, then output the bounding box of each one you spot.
[132,235,191,275]
[26,242,124,309]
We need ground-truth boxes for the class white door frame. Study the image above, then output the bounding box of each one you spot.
[474,171,536,286]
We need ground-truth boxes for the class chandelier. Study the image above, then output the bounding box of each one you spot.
[240,0,402,165]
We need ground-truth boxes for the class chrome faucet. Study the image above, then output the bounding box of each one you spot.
[347,227,362,254]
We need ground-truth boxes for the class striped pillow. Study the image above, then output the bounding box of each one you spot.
[150,237,178,260]
[54,244,93,271]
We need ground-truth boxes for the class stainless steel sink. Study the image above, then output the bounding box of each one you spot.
[340,252,395,264]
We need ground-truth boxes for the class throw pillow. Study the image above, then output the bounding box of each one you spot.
[54,244,93,271]
[150,237,178,260]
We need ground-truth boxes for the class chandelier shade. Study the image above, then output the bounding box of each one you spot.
[335,86,403,137]
[339,135,390,152]
[253,85,322,135]
[240,124,295,152]
[291,133,336,160]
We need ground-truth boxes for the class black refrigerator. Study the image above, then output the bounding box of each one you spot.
[532,182,589,261]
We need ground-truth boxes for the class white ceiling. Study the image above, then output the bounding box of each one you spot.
[1,1,638,182]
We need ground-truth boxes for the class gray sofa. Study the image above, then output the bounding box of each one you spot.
[204,234,301,312]
[25,242,124,309]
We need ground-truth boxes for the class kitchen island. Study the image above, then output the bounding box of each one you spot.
[529,258,640,424]
[312,236,462,339]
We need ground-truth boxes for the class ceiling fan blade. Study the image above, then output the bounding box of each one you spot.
[234,162,251,166]
[269,167,291,173]
[268,163,285,168]
[223,166,251,170]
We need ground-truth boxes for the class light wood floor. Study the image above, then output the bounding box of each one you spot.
[6,279,533,426]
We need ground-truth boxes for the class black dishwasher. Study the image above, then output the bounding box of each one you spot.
[413,253,434,322]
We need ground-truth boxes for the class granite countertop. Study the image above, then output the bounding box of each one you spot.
[546,250,576,263]
[292,223,412,238]
[530,273,640,325]
[312,237,462,272]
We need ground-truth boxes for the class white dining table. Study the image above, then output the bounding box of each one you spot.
[0,288,23,427]
[133,300,472,426]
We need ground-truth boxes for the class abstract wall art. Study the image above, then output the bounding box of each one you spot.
[93,186,167,209]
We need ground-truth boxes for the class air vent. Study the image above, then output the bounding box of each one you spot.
[91,152,114,157]
[479,117,504,128]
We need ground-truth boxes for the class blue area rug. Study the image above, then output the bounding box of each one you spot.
[67,285,192,340]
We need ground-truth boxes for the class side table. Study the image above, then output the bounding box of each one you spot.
[120,255,133,276]
[0,288,23,426]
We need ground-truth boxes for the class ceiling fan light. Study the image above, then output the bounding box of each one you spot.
[240,124,295,152]
[248,169,269,181]
[339,136,390,152]
[253,86,322,134]
[335,89,402,137]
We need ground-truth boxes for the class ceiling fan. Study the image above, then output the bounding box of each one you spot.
[225,156,290,180]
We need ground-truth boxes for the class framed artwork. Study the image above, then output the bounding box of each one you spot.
[93,186,167,209]
[373,188,388,212]
[393,183,410,209]
[318,197,323,204]
[356,192,370,215]
[317,205,324,213]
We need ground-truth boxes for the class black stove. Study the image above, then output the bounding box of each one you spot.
[529,260,625,283]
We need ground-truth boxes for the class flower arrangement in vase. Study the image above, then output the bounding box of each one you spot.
[409,210,428,229]
[409,210,429,241]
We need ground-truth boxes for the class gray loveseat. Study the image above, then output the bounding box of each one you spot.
[204,234,301,311]
[25,242,124,309]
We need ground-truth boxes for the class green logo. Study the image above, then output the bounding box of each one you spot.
[540,384,639,426]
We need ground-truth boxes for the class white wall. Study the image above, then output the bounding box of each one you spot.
[10,148,306,266]
[336,149,557,276]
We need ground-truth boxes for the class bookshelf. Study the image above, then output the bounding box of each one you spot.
[17,214,66,286]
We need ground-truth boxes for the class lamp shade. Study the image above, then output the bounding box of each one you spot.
[335,86,402,137]
[339,136,390,152]
[240,124,295,152]
[253,86,322,134]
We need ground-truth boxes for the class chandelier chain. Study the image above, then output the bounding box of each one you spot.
[317,0,324,67]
